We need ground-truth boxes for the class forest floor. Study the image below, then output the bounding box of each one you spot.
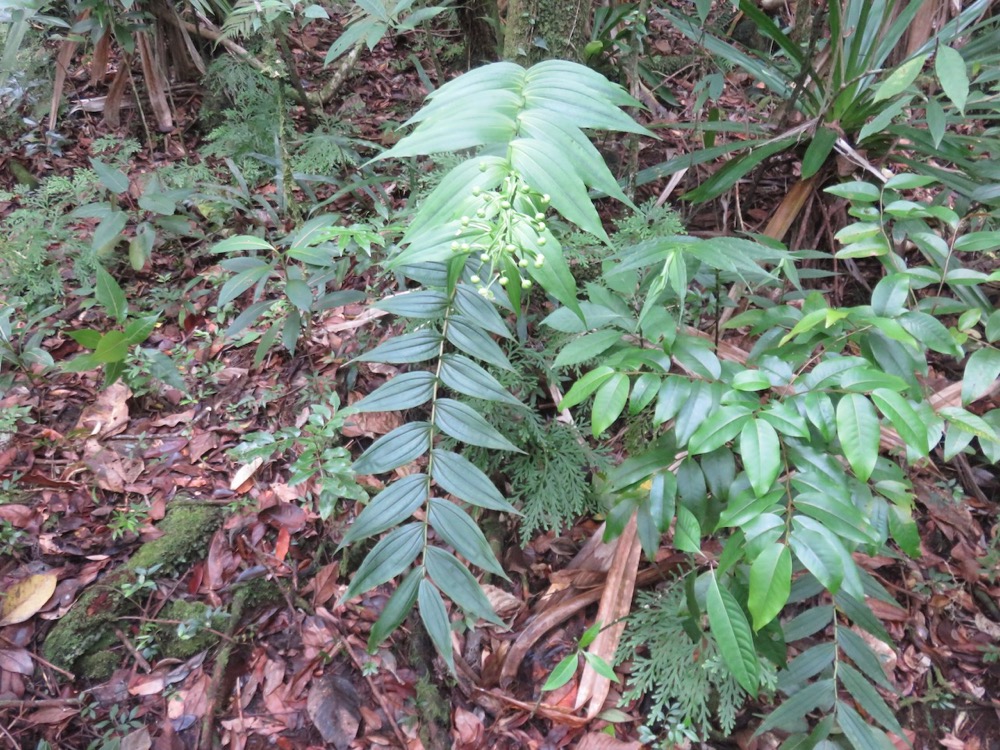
[1,6,999,750]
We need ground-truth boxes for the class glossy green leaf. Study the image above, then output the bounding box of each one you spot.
[871,389,929,456]
[376,290,450,319]
[836,394,879,483]
[592,373,629,437]
[825,181,880,202]
[689,406,752,455]
[741,418,781,497]
[430,449,516,512]
[706,571,759,694]
[962,348,1000,405]
[93,331,130,364]
[218,262,272,307]
[351,371,436,413]
[428,498,507,577]
[873,55,927,102]
[355,330,442,364]
[353,422,432,475]
[418,579,455,672]
[559,366,616,410]
[434,398,522,452]
[554,329,622,368]
[748,543,792,631]
[341,522,423,602]
[789,525,844,594]
[801,127,837,179]
[368,566,422,651]
[582,651,620,682]
[424,546,501,624]
[648,471,677,533]
[340,474,428,548]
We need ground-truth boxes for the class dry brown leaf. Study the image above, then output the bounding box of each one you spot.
[307,673,361,749]
[75,382,131,437]
[0,647,34,674]
[575,733,642,750]
[230,457,264,492]
[0,572,58,626]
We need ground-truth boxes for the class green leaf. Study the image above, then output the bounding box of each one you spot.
[89,158,129,194]
[93,331,130,364]
[430,449,516,512]
[440,354,522,406]
[836,394,880,483]
[838,627,894,691]
[873,54,927,102]
[418,579,455,672]
[582,651,620,682]
[673,335,722,379]
[837,700,889,750]
[341,522,423,602]
[559,366,616,410]
[871,389,930,456]
[825,181,881,202]
[648,472,677,533]
[794,493,877,546]
[424,546,501,624]
[778,643,836,693]
[783,605,834,641]
[741,418,781,497]
[453,285,512,338]
[542,653,578,692]
[674,506,702,554]
[446,315,514,371]
[340,474,428,548]
[748,543,792,631]
[434,398,523,452]
[91,210,128,256]
[95,265,128,324]
[898,311,962,358]
[122,315,158,346]
[428,498,507,577]
[68,329,102,350]
[753,679,835,737]
[218,262,272,307]
[554,329,622,367]
[938,406,999,443]
[760,402,810,439]
[369,566,422,651]
[935,45,968,114]
[801,127,837,179]
[706,571,759,694]
[962,348,1000,405]
[129,223,155,270]
[283,279,314,312]
[351,371,437,412]
[789,524,844,594]
[591,373,629,437]
[376,290,450,319]
[353,422,432,475]
[688,406,752,455]
[355,330,442,364]
[212,235,274,253]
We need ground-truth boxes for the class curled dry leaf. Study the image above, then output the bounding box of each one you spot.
[0,572,58,626]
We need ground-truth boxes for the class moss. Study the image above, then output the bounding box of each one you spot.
[77,650,121,681]
[230,577,283,617]
[159,600,225,659]
[42,504,223,672]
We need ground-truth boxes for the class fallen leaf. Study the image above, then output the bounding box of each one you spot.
[75,382,131,437]
[307,673,361,749]
[0,573,58,626]
[230,457,263,492]
[575,734,642,750]
[24,705,78,724]
[120,727,152,750]
[0,647,34,674]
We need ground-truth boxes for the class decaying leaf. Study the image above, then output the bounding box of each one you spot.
[0,573,58,626]
[306,673,361,749]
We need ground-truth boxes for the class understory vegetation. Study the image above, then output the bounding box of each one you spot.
[2,0,1000,748]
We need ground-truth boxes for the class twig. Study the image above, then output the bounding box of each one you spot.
[308,43,363,106]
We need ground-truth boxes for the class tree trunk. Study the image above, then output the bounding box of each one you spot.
[502,0,591,65]
[458,0,499,68]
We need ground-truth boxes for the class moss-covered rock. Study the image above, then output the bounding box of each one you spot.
[42,504,223,672]
[158,600,225,659]
[77,650,121,681]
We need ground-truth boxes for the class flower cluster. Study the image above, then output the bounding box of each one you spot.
[448,170,551,300]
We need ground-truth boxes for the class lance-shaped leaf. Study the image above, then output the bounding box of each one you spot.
[440,354,523,406]
[748,543,792,631]
[430,449,516,512]
[434,399,522,452]
[368,566,422,651]
[425,546,503,624]
[354,330,442,364]
[418,579,454,672]
[871,389,929,455]
[838,662,905,739]
[835,394,880,483]
[591,373,629,437]
[740,418,781,497]
[375,290,450,319]
[453,285,512,338]
[689,406,752,455]
[351,371,437,412]
[353,422,432,475]
[428,498,507,578]
[706,571,759,694]
[339,474,429,548]
[446,315,513,371]
[340,523,423,603]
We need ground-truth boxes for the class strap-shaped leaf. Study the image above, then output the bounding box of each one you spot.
[706,571,759,694]
[777,643,836,694]
[789,523,845,594]
[418,579,455,672]
[838,628,895,691]
[783,604,834,642]
[753,679,835,737]
[382,108,519,159]
[838,662,905,738]
[440,354,522,406]
[406,63,525,124]
[368,565,422,651]
[354,330,442,364]
[748,543,792,631]
[446,315,514,371]
[430,449,516,512]
[424,546,502,624]
[218,261,272,307]
[554,330,623,368]
[837,700,888,750]
[520,228,584,319]
[339,474,429,547]
[341,522,423,602]
[353,422,432,475]
[375,290,450,319]
[526,59,642,110]
[434,398,522,452]
[428,498,507,578]
[351,371,437,412]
